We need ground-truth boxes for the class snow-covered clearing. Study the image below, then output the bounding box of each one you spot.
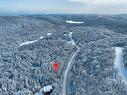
[20,36,44,46]
[114,47,127,86]
[20,40,38,46]
[68,32,76,46]
[47,33,52,36]
[39,36,44,39]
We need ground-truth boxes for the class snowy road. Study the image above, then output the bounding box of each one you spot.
[62,32,80,95]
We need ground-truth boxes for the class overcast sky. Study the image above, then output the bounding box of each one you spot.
[0,0,127,14]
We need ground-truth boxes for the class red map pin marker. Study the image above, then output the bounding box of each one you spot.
[53,62,60,72]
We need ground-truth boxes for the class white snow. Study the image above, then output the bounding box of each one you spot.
[114,47,127,86]
[20,40,38,46]
[43,85,52,92]
[68,32,76,46]
[35,85,52,95]
[66,20,84,24]
[20,36,44,46]
[64,34,67,36]
[39,36,44,39]
[47,33,52,36]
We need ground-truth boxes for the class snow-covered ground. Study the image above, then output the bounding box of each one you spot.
[68,32,76,46]
[20,32,53,46]
[47,33,52,36]
[66,20,84,24]
[114,47,127,86]
[20,40,38,46]
[39,36,44,39]
[20,36,44,46]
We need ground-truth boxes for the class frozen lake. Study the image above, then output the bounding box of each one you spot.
[66,20,84,24]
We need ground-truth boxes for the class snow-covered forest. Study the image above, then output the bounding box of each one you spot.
[1,15,127,95]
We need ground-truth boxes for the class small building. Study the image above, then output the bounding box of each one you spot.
[35,85,53,95]
[43,85,53,95]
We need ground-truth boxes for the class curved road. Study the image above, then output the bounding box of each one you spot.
[62,32,80,95]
